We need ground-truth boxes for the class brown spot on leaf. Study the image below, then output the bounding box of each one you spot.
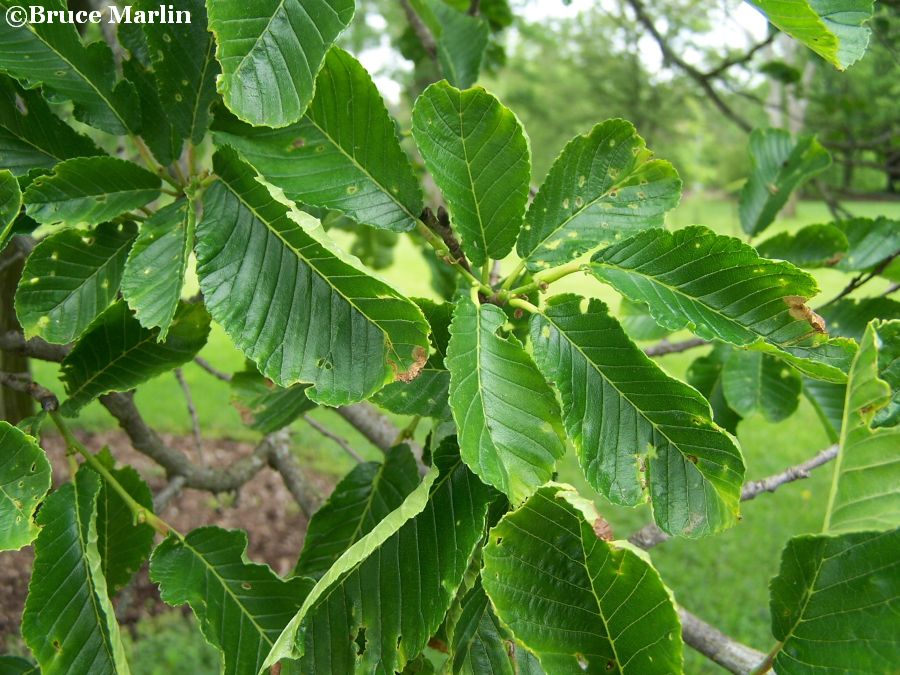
[593,517,614,541]
[784,296,827,333]
[395,345,428,383]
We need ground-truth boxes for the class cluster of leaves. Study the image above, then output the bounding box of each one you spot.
[0,0,897,674]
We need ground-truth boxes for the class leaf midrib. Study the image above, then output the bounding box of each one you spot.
[220,176,409,366]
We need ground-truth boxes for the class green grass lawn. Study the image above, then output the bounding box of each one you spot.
[33,194,898,673]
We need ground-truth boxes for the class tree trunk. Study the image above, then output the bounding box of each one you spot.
[0,240,34,423]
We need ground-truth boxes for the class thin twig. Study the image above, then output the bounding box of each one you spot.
[153,475,187,512]
[174,368,205,466]
[628,444,840,550]
[819,251,900,309]
[643,337,708,358]
[266,429,323,518]
[398,0,438,60]
[194,356,232,382]
[303,414,365,463]
[336,402,428,474]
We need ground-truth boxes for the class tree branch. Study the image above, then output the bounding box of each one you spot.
[335,402,427,474]
[818,251,900,309]
[266,429,324,517]
[628,444,839,550]
[0,371,59,412]
[193,356,232,382]
[625,0,752,133]
[398,0,438,60]
[174,367,205,465]
[679,607,767,674]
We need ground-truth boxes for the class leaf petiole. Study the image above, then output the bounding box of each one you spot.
[49,411,178,538]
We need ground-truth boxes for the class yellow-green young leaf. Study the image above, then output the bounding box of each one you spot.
[293,444,420,578]
[213,47,423,233]
[739,129,831,237]
[446,580,545,675]
[0,169,21,249]
[0,74,102,176]
[121,200,193,339]
[412,81,530,266]
[589,225,856,382]
[266,440,493,674]
[0,2,139,134]
[150,526,314,675]
[60,301,210,416]
[517,119,681,272]
[832,216,900,272]
[824,320,900,533]
[196,148,430,406]
[447,292,566,503]
[16,222,137,344]
[722,351,801,423]
[409,0,489,88]
[230,369,315,435]
[137,0,218,143]
[482,485,683,674]
[207,0,354,128]
[748,0,875,70]
[767,529,899,674]
[94,451,155,595]
[530,295,744,537]
[23,157,161,227]
[0,421,51,552]
[22,468,131,675]
[755,223,849,268]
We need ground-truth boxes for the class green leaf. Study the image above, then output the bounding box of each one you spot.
[0,421,51,552]
[619,297,671,341]
[589,225,853,382]
[410,0,489,88]
[121,56,181,167]
[803,377,845,443]
[207,0,355,128]
[94,452,155,595]
[121,200,193,339]
[229,369,315,435]
[755,223,848,268]
[213,47,423,233]
[412,81,530,266]
[819,297,900,342]
[686,345,742,435]
[293,444,420,578]
[372,298,453,418]
[748,0,875,70]
[0,169,21,250]
[824,320,900,533]
[482,484,683,674]
[15,221,137,344]
[22,468,131,674]
[0,2,139,134]
[832,216,900,272]
[517,119,681,272]
[767,529,899,674]
[530,295,744,537]
[0,656,37,674]
[447,579,545,675]
[739,129,830,237]
[150,526,313,675]
[60,301,210,415]
[23,157,161,227]
[265,441,493,673]
[0,74,102,176]
[872,321,900,429]
[196,148,430,406]
[447,292,566,503]
[138,0,218,143]
[722,351,802,422]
